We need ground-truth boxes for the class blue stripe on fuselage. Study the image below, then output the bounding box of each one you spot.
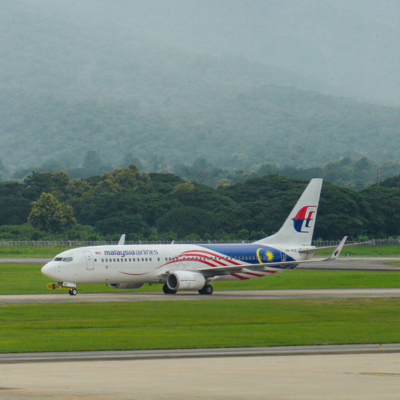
[199,244,295,266]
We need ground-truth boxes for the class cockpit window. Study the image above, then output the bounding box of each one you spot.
[54,257,73,262]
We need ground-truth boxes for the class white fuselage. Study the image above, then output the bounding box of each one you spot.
[41,243,313,286]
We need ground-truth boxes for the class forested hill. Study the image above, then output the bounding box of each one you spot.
[0,167,399,241]
[2,86,400,172]
[2,1,400,173]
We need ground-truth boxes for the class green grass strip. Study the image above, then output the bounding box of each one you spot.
[0,299,399,353]
[317,245,400,257]
[0,246,70,258]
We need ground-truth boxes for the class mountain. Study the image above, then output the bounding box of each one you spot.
[1,1,400,172]
[2,85,400,173]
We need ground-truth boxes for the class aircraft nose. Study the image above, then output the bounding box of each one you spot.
[41,262,58,280]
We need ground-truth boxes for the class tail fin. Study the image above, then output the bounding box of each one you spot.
[255,178,323,246]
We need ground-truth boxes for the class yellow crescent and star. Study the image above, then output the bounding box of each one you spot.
[257,248,274,264]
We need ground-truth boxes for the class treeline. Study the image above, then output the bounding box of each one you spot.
[5,152,400,192]
[0,166,399,241]
[177,156,400,190]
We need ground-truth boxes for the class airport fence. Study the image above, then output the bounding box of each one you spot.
[0,239,398,247]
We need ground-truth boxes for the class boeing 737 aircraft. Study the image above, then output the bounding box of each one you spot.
[42,179,347,296]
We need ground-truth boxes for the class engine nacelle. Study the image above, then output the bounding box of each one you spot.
[167,271,206,291]
[107,283,144,290]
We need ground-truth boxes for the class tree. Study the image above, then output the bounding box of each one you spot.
[121,153,144,170]
[83,150,103,171]
[28,193,76,233]
[0,158,8,175]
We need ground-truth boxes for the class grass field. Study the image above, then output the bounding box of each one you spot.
[0,246,69,258]
[317,245,400,257]
[1,263,400,295]
[0,299,399,353]
[0,244,399,258]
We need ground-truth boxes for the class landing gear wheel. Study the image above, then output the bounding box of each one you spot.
[163,284,170,294]
[162,284,177,295]
[199,284,213,295]
[69,288,78,296]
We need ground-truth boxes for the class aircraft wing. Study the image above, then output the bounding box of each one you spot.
[196,236,347,276]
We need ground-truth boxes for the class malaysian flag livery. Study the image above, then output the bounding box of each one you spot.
[292,206,317,233]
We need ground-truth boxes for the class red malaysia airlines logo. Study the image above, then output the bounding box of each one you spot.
[292,206,317,233]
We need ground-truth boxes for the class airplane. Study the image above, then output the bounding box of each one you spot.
[41,178,347,296]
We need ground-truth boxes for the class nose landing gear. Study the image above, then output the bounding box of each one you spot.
[69,288,78,296]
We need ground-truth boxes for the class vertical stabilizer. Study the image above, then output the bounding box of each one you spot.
[255,179,323,246]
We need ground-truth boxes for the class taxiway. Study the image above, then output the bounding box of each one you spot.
[1,347,400,399]
[2,288,400,304]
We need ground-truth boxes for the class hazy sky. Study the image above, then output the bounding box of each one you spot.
[2,0,400,105]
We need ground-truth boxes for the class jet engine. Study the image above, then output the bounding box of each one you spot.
[107,283,144,289]
[167,271,206,291]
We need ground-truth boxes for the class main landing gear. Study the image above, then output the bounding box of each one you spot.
[162,283,214,295]
[198,284,213,295]
[163,284,177,295]
[69,288,78,296]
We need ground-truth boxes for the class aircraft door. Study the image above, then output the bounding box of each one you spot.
[84,251,94,270]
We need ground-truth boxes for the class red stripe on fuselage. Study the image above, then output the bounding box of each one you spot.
[182,250,242,266]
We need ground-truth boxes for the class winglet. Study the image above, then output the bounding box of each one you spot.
[118,234,126,246]
[326,236,347,261]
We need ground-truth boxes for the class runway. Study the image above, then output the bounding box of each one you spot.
[1,344,400,364]
[2,288,400,304]
[1,347,400,399]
